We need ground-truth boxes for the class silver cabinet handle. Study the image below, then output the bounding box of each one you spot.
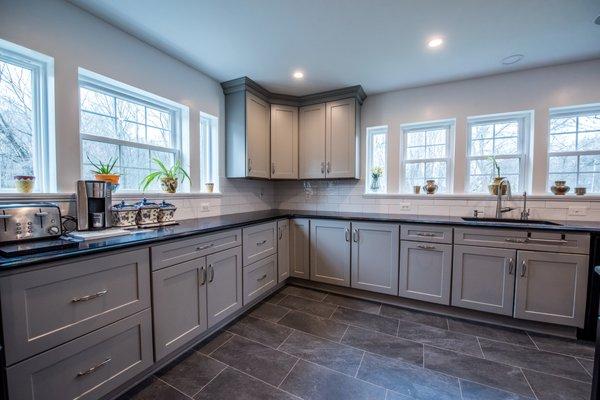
[524,238,568,245]
[272,162,275,174]
[417,244,436,250]
[256,239,267,246]
[72,289,108,303]
[505,237,527,244]
[320,161,325,174]
[248,158,252,172]
[77,357,111,377]
[507,258,514,275]
[197,243,214,251]
[278,227,283,240]
[416,232,436,237]
[257,274,268,281]
[200,265,207,286]
[352,228,359,242]
[520,260,527,277]
[345,228,350,242]
[326,161,330,173]
[208,264,215,283]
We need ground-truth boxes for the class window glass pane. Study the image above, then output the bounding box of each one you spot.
[548,155,577,173]
[147,126,171,147]
[0,58,36,189]
[116,98,145,124]
[495,122,519,138]
[402,124,450,193]
[549,132,576,152]
[578,131,600,151]
[80,87,114,116]
[147,107,171,129]
[579,114,600,131]
[366,127,387,193]
[407,146,425,160]
[550,117,576,133]
[494,137,518,155]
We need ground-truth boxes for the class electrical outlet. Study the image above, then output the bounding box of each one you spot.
[201,203,210,212]
[568,207,587,216]
[398,202,411,211]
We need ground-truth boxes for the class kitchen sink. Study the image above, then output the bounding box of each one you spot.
[461,217,562,226]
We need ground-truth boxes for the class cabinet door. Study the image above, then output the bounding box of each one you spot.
[271,104,298,179]
[351,222,399,295]
[325,98,357,178]
[290,218,310,279]
[515,251,589,327]
[452,245,516,316]
[246,92,270,178]
[399,241,452,304]
[299,103,326,179]
[277,219,290,282]
[310,219,351,287]
[206,247,243,327]
[152,258,207,360]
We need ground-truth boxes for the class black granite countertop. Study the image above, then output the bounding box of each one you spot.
[1,209,599,270]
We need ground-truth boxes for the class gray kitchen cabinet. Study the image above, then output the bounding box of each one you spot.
[0,248,150,366]
[152,258,208,361]
[206,246,243,327]
[271,104,298,179]
[290,218,310,279]
[452,245,517,316]
[243,221,277,266]
[310,219,351,287]
[325,98,359,178]
[7,309,153,400]
[277,219,290,282]
[243,254,277,305]
[514,251,589,327]
[299,103,327,179]
[399,241,452,305]
[351,222,399,295]
[400,225,453,244]
[246,92,271,178]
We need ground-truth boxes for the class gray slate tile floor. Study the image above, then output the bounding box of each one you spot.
[120,285,594,400]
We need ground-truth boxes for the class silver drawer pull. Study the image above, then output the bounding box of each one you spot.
[520,260,527,277]
[507,258,514,275]
[505,237,567,245]
[417,244,436,250]
[77,357,111,377]
[505,237,527,244]
[257,274,268,281]
[208,265,215,283]
[72,289,108,303]
[416,232,436,237]
[197,243,214,251]
[200,265,207,286]
[256,239,267,246]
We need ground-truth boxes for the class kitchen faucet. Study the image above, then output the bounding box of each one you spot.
[520,191,530,221]
[495,177,515,219]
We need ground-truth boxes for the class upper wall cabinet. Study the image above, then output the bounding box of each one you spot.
[222,77,365,180]
[271,104,298,179]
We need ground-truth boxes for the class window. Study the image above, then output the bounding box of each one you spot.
[548,105,600,193]
[366,126,387,193]
[79,69,187,191]
[466,112,530,193]
[401,120,454,193]
[0,39,53,192]
[200,112,219,192]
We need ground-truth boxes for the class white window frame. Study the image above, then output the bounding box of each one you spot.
[466,111,531,194]
[547,104,600,193]
[365,125,388,193]
[400,119,455,193]
[0,38,55,192]
[200,112,219,193]
[78,68,189,192]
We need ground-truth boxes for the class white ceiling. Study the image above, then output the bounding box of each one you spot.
[69,0,600,95]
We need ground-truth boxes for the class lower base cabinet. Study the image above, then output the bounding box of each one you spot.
[310,219,351,287]
[399,241,452,304]
[206,247,243,327]
[243,254,277,305]
[7,309,153,400]
[277,219,290,282]
[290,218,310,279]
[514,251,588,327]
[451,245,516,316]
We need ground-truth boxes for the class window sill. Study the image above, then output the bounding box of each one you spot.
[363,192,600,201]
[0,191,222,202]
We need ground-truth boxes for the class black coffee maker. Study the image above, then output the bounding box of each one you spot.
[76,180,113,230]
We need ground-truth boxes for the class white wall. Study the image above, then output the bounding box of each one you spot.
[0,0,274,218]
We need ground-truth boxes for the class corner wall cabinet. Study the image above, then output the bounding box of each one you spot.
[222,77,365,180]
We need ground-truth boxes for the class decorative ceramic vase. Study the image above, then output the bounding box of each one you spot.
[157,200,177,223]
[111,200,137,227]
[14,175,35,193]
[134,198,160,225]
[551,180,570,195]
[160,177,178,193]
[205,182,215,193]
[413,185,421,195]
[95,173,120,192]
[370,176,380,191]
[488,176,508,196]
[575,187,587,196]
[422,180,438,195]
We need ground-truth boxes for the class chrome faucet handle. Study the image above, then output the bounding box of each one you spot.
[473,210,483,218]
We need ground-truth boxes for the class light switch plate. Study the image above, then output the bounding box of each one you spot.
[397,202,411,211]
[568,207,587,216]
[201,203,210,212]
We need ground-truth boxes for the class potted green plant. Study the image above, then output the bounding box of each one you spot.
[370,166,383,191]
[487,156,507,195]
[140,158,191,193]
[88,155,120,190]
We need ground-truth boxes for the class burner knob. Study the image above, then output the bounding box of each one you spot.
[47,226,60,235]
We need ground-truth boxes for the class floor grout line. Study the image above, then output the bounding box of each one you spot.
[204,333,234,356]
[575,357,594,378]
[277,358,300,388]
[191,366,226,397]
[339,324,350,343]
[154,376,195,399]
[520,367,540,400]
[457,378,464,400]
[277,330,295,350]
[354,351,366,378]
[526,331,541,350]
[475,336,485,359]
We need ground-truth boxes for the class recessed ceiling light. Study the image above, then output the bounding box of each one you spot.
[427,37,444,48]
[595,15,600,25]
[501,54,524,65]
[293,71,304,79]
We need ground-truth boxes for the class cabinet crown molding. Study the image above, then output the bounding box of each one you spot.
[220,76,367,106]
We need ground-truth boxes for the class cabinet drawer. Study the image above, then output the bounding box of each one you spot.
[243,254,277,305]
[243,221,277,266]
[401,225,453,244]
[454,227,589,254]
[151,229,241,270]
[7,309,153,400]
[0,249,150,365]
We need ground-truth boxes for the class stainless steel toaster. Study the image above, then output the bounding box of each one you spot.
[0,203,62,243]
